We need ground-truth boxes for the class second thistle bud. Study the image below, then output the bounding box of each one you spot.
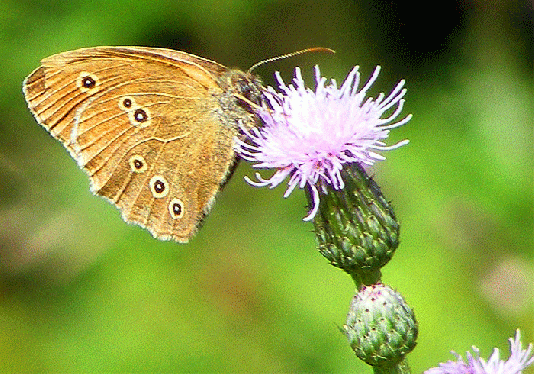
[344,283,418,368]
[312,163,399,276]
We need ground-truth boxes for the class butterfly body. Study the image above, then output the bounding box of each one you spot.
[23,46,264,242]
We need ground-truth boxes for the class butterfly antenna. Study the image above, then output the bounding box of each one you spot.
[248,47,335,73]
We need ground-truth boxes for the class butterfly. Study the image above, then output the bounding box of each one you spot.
[23,46,265,242]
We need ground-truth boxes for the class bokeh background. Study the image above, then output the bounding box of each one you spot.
[1,0,532,372]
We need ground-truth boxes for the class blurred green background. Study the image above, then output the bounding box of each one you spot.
[1,0,532,372]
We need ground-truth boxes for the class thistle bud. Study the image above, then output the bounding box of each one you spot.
[313,163,399,275]
[344,283,418,368]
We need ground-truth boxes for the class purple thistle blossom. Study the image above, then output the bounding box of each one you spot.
[425,330,534,374]
[235,65,411,221]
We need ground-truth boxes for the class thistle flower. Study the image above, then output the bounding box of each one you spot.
[425,329,534,374]
[235,65,410,221]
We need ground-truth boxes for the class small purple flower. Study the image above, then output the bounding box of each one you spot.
[425,330,534,374]
[235,65,410,220]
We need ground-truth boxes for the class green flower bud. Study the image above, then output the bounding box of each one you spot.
[344,283,418,367]
[312,163,399,276]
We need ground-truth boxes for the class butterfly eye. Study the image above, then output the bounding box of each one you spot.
[119,97,135,110]
[82,76,95,88]
[119,96,136,111]
[169,198,184,219]
[154,181,164,193]
[77,71,99,93]
[128,155,147,173]
[150,176,169,198]
[128,107,151,128]
[134,108,148,122]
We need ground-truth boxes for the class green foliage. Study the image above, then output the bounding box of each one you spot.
[0,0,532,372]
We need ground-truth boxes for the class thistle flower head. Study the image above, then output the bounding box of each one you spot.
[425,330,534,374]
[235,65,410,221]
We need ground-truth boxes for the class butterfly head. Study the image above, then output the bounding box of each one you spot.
[227,70,266,108]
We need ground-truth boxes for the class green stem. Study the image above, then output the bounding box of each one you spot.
[350,269,382,289]
[372,358,412,374]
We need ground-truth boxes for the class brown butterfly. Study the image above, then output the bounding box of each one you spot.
[23,46,265,243]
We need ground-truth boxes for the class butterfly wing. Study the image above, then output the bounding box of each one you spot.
[23,46,239,242]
